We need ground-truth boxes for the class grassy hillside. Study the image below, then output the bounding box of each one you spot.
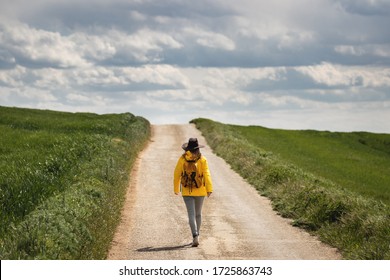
[192,118,390,259]
[234,125,390,205]
[0,106,150,259]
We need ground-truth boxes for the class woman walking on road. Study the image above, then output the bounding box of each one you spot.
[174,138,213,247]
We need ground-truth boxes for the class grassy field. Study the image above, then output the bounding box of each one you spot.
[0,106,150,259]
[234,125,390,205]
[192,118,390,259]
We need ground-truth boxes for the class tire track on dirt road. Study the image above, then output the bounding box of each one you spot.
[107,124,341,260]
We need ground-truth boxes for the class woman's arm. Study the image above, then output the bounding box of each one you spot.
[173,157,183,194]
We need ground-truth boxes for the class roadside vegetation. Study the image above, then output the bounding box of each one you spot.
[0,106,150,259]
[192,118,390,259]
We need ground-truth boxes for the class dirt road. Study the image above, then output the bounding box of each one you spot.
[107,124,341,260]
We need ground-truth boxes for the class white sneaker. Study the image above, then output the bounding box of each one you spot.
[192,235,199,247]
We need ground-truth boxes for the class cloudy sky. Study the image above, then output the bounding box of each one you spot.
[1,0,390,132]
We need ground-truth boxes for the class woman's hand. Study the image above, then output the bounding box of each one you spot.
[207,192,212,197]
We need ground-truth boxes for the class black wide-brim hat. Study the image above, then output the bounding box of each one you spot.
[182,138,205,151]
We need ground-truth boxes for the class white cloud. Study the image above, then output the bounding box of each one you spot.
[11,88,57,102]
[0,0,390,132]
[70,33,117,61]
[296,62,390,88]
[123,28,182,59]
[182,27,235,51]
[32,68,69,89]
[71,28,182,64]
[121,64,189,87]
[66,93,90,103]
[0,66,27,87]
[0,19,88,68]
[335,44,390,58]
[277,30,315,50]
[66,64,189,90]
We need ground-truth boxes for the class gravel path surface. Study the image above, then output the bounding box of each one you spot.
[107,124,341,260]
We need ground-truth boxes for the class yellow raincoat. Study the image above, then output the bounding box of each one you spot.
[173,151,213,196]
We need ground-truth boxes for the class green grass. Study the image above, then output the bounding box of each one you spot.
[234,125,390,205]
[192,118,390,259]
[0,106,150,259]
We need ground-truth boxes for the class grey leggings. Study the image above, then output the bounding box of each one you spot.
[183,196,205,237]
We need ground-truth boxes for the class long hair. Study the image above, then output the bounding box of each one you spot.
[183,148,201,161]
[190,148,201,156]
